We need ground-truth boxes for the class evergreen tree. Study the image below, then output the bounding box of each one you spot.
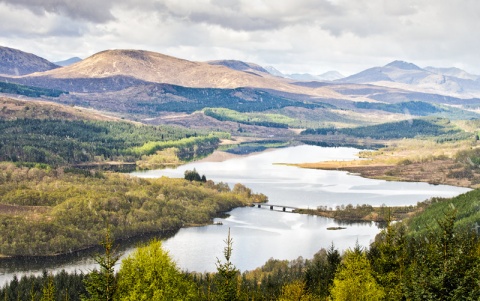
[330,244,384,301]
[82,226,119,301]
[40,275,55,301]
[215,228,239,301]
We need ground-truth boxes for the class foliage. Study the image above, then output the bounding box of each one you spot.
[304,244,340,299]
[215,229,239,301]
[0,163,266,256]
[403,208,480,300]
[0,270,86,301]
[82,226,120,301]
[204,107,295,128]
[0,81,67,98]
[302,117,465,140]
[184,168,207,182]
[330,245,385,301]
[406,189,480,236]
[129,135,220,160]
[354,101,442,116]
[0,118,222,166]
[277,280,315,301]
[116,239,197,301]
[40,275,56,301]
[134,85,322,114]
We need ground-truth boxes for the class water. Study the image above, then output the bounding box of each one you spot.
[0,145,470,284]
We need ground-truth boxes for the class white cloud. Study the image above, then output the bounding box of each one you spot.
[0,0,480,75]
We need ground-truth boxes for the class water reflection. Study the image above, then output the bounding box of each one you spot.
[0,145,471,285]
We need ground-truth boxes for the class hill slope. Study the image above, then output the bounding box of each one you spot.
[0,46,59,76]
[339,60,480,97]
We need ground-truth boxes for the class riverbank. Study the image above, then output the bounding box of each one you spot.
[293,158,475,188]
[294,204,418,223]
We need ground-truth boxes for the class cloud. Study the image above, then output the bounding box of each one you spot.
[0,0,117,22]
[1,0,480,75]
[154,0,339,31]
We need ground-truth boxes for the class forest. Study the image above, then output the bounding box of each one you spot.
[1,96,480,299]
[0,81,67,98]
[2,188,480,300]
[132,85,324,114]
[0,163,267,257]
[302,117,469,140]
[0,118,223,165]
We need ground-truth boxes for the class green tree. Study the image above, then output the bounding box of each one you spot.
[40,275,56,301]
[116,239,197,301]
[278,280,315,301]
[82,226,119,301]
[330,245,384,301]
[215,228,239,301]
[368,214,407,300]
[304,244,340,299]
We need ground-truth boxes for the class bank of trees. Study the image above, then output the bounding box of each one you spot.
[302,117,466,140]
[0,118,224,166]
[2,188,480,300]
[0,163,267,256]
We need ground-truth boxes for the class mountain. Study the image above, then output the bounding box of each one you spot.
[264,66,284,77]
[339,60,480,98]
[18,49,344,100]
[264,66,344,81]
[54,57,82,67]
[317,71,345,81]
[425,66,478,81]
[0,46,59,76]
[207,60,269,74]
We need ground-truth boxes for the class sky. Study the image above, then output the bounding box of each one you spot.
[0,0,479,76]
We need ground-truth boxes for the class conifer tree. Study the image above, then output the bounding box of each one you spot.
[331,244,384,301]
[40,275,56,301]
[215,228,239,301]
[82,225,119,301]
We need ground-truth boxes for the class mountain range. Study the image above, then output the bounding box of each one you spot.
[264,66,345,81]
[339,60,480,98]
[1,45,480,131]
[0,46,58,76]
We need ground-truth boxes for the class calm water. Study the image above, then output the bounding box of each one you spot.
[0,145,470,284]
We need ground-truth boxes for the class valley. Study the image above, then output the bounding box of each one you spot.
[1,45,480,300]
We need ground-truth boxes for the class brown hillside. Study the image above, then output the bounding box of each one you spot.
[0,96,121,121]
[28,49,344,98]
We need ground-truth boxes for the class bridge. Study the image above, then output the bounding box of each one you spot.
[251,203,300,212]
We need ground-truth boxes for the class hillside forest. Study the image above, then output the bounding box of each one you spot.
[1,74,480,300]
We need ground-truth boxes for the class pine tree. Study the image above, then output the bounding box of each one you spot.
[82,225,119,301]
[40,275,56,301]
[215,228,239,301]
[330,245,385,301]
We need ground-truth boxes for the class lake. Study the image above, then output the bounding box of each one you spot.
[0,145,470,284]
[132,145,470,272]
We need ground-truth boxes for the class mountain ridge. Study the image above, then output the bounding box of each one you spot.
[0,46,59,76]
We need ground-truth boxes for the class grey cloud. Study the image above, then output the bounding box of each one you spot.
[0,0,117,23]
[156,0,339,31]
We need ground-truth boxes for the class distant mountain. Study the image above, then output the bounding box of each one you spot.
[207,60,269,74]
[54,57,82,67]
[264,66,284,77]
[19,49,342,99]
[317,71,345,81]
[339,60,480,98]
[425,66,478,81]
[0,46,59,76]
[264,66,344,81]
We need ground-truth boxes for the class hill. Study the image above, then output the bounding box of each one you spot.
[338,60,480,98]
[207,59,269,74]
[54,57,82,66]
[0,46,58,76]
